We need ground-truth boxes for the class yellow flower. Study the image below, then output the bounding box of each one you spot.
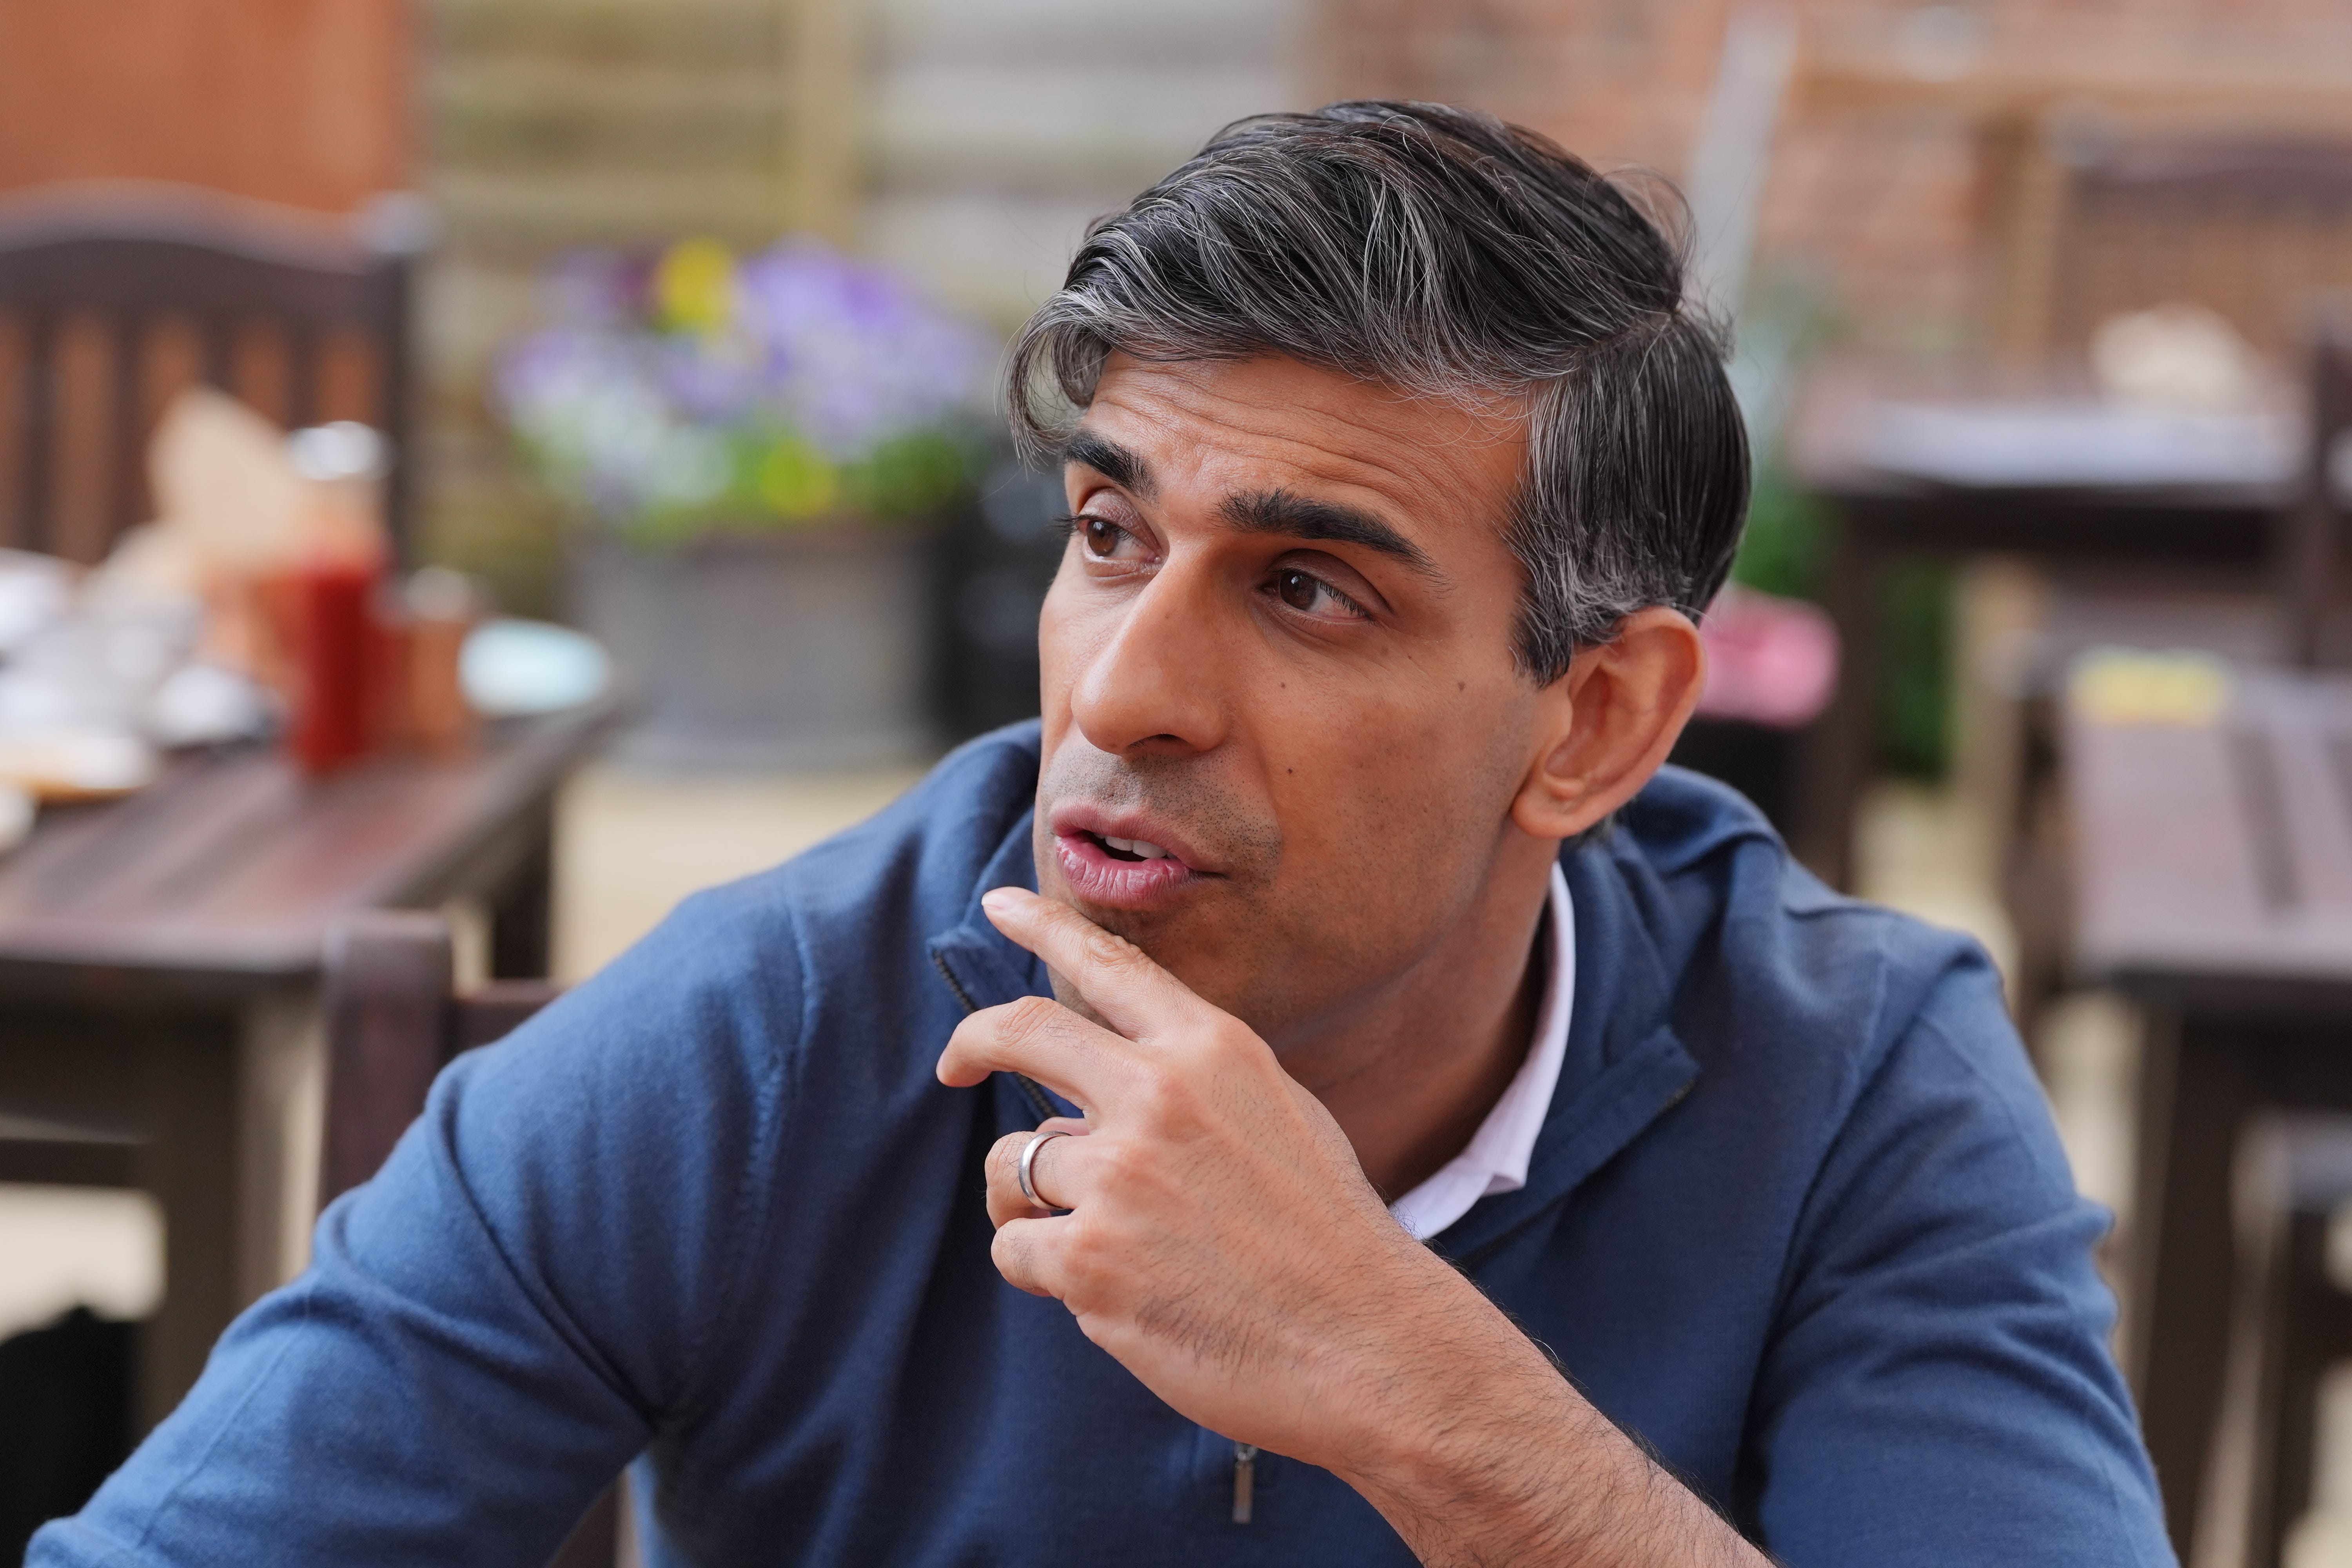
[653,238,738,337]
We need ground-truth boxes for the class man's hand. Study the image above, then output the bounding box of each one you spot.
[936,888,1769,1567]
[938,886,1454,1465]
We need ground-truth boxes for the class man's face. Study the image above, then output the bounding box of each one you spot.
[1033,353,1549,1048]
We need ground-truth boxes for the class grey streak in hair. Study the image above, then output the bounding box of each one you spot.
[1005,100,1749,683]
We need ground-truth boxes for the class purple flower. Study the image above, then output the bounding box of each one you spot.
[498,237,996,529]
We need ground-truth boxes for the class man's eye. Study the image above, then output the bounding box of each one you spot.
[1274,568,1363,619]
[1080,516,1133,558]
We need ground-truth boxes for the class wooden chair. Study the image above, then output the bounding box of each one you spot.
[319,910,617,1568]
[2217,1115,2352,1567]
[1991,132,2352,367]
[320,909,560,1203]
[0,182,426,563]
[2281,306,2352,670]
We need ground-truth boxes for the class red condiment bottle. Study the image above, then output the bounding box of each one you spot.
[281,422,393,777]
[287,556,383,775]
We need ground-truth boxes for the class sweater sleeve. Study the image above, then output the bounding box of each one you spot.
[29,885,799,1568]
[1744,947,2175,1567]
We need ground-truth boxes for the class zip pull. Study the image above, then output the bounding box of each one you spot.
[1231,1442,1258,1524]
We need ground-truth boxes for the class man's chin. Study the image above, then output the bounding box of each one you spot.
[1058,904,1293,1030]
[1044,884,1185,951]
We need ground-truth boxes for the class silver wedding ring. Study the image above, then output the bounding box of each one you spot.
[1017,1128,1074,1214]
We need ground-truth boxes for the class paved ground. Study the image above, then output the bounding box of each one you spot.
[552,761,926,984]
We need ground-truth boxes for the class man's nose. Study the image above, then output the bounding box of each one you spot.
[1069,572,1229,757]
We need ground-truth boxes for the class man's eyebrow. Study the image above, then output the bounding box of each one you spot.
[1218,488,1443,578]
[1062,430,1154,498]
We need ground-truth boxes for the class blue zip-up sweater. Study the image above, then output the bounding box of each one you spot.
[34,722,2172,1566]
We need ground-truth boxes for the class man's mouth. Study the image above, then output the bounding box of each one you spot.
[1051,824,1205,910]
[1091,832,1173,862]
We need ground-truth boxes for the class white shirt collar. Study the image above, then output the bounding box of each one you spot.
[1387,863,1575,1242]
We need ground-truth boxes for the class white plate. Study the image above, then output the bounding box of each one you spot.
[461,619,613,718]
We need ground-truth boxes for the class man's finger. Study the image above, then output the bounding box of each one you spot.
[936,994,1145,1109]
[983,1120,1088,1225]
[980,887,1205,1041]
[991,1217,1069,1299]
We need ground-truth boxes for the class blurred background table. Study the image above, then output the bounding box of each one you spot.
[2065,665,2352,1555]
[0,697,613,1430]
[1788,363,2298,888]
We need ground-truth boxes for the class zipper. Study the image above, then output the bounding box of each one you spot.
[929,949,1057,1122]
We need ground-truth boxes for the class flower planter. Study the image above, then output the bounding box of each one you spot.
[499,236,994,770]
[568,524,935,769]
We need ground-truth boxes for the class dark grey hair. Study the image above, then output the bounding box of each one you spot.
[1005,100,1749,683]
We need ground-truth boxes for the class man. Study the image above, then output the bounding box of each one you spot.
[37,102,2171,1566]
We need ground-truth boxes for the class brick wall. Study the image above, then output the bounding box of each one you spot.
[0,0,410,211]
[1313,0,2352,358]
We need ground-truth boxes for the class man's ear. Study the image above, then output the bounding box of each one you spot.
[1511,606,1707,842]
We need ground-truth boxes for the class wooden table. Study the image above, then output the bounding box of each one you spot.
[0,700,613,1429]
[2065,665,2352,1554]
[1787,364,2294,887]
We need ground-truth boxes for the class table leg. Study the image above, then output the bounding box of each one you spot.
[2129,1004,2250,1556]
[236,992,324,1301]
[1795,509,1878,890]
[134,1021,241,1435]
[3,1000,320,1436]
[489,797,555,981]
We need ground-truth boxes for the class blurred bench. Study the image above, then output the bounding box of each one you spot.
[2063,662,2352,1555]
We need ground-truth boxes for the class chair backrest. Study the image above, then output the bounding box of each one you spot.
[1988,131,2352,365]
[0,183,425,564]
[319,909,561,1207]
[318,911,619,1568]
[2280,310,2352,668]
[2053,138,2352,362]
